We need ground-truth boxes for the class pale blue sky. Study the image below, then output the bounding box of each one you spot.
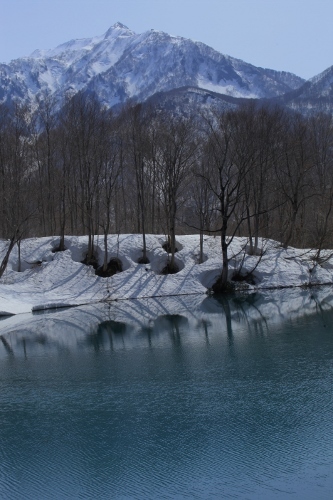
[0,0,332,79]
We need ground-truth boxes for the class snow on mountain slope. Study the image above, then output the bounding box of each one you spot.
[0,23,305,108]
[273,64,333,115]
[300,65,333,99]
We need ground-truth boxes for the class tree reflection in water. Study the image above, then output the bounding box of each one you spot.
[2,288,333,358]
[88,320,131,351]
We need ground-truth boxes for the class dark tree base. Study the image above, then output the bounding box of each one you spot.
[138,255,150,264]
[212,275,235,294]
[231,271,256,285]
[162,242,178,254]
[81,253,99,270]
[161,262,179,275]
[95,257,123,277]
[52,244,67,253]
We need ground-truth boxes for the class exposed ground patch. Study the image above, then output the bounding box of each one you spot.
[95,257,123,277]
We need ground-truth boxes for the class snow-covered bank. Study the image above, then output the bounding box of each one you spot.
[0,234,333,316]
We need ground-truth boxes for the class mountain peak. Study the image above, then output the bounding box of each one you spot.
[1,23,311,113]
[112,22,130,30]
[104,22,134,39]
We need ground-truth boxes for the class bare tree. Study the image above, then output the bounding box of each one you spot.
[202,109,252,290]
[122,104,155,263]
[32,93,59,236]
[0,103,37,276]
[190,158,217,263]
[276,113,315,248]
[241,104,285,254]
[308,113,333,260]
[64,92,105,264]
[99,111,123,273]
[156,113,197,272]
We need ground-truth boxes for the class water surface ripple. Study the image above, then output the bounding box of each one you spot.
[0,290,333,498]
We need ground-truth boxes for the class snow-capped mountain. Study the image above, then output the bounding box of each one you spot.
[0,22,306,109]
[276,65,333,114]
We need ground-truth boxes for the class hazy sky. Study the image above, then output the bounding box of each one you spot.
[0,0,332,79]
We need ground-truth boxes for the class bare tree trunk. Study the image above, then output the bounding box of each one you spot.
[141,217,148,263]
[221,224,229,287]
[17,238,21,272]
[103,230,109,272]
[246,205,254,255]
[199,229,204,264]
[169,201,177,270]
[0,232,19,278]
[283,206,298,248]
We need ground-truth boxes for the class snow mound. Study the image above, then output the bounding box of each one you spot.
[1,234,333,316]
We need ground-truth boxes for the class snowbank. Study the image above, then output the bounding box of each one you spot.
[0,233,332,316]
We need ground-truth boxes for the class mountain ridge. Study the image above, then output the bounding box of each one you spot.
[0,23,309,110]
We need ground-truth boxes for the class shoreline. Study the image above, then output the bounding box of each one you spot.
[1,233,333,317]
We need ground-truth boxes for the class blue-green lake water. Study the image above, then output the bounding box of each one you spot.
[0,290,332,499]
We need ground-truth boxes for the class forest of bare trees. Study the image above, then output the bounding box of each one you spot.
[1,93,333,287]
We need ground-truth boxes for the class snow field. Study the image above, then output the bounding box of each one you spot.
[0,233,333,316]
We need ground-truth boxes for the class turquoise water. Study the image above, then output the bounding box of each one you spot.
[0,291,333,499]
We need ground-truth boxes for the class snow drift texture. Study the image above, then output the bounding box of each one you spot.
[0,234,332,316]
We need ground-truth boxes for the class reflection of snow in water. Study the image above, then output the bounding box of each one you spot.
[1,287,333,356]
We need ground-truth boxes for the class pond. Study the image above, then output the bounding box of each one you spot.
[0,289,333,499]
